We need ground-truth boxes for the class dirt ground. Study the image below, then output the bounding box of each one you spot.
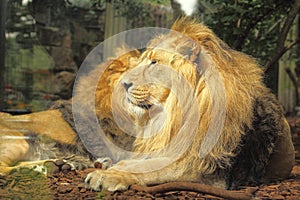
[1,117,300,200]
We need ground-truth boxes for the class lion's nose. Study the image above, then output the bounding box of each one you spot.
[122,82,133,92]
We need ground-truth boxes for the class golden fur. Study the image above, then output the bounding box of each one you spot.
[98,19,265,172]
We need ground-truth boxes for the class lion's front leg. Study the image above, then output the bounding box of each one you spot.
[84,157,195,191]
[84,158,153,191]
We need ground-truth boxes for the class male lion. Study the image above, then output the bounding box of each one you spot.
[0,18,295,191]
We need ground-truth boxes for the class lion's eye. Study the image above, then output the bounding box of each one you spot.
[150,60,158,66]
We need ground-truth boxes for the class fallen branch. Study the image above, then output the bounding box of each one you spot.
[264,0,300,73]
[131,182,258,200]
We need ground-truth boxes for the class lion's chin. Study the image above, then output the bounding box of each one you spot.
[128,103,149,118]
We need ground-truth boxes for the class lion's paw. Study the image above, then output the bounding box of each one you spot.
[85,170,139,192]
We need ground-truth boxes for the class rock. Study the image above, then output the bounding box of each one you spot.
[54,71,76,99]
[37,26,63,47]
[50,47,78,73]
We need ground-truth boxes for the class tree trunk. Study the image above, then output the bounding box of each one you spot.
[0,0,7,110]
[103,0,127,58]
[170,0,184,22]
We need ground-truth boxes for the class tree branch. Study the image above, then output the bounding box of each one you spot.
[264,37,300,74]
[264,0,300,73]
[234,5,281,50]
[285,68,297,88]
[131,182,258,200]
[284,36,300,54]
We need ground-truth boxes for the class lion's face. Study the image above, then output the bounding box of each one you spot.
[119,48,197,120]
[121,54,170,113]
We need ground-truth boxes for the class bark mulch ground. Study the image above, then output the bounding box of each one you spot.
[1,117,300,199]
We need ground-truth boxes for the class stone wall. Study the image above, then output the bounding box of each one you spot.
[32,0,171,100]
[32,0,106,100]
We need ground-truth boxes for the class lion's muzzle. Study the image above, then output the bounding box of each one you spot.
[122,81,153,110]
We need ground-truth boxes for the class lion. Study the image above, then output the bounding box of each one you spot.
[0,18,295,191]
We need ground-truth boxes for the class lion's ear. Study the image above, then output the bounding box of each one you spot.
[169,40,201,71]
[194,47,219,81]
[189,44,201,63]
[178,44,201,65]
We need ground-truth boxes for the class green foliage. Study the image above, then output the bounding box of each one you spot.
[141,0,170,5]
[112,0,171,28]
[5,38,53,83]
[202,0,293,65]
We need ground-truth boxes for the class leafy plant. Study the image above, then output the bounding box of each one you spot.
[202,0,294,66]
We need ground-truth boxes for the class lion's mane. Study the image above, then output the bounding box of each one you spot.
[123,18,268,174]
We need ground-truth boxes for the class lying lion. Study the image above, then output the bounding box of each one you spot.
[0,18,295,191]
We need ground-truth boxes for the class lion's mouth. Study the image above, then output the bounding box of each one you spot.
[127,98,153,110]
